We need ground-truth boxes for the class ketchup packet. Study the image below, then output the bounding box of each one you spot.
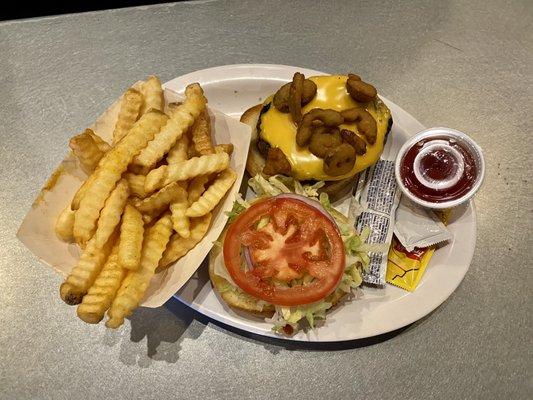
[393,197,451,251]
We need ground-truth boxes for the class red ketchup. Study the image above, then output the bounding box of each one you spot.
[400,137,477,203]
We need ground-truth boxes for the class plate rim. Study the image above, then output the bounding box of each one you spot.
[165,64,477,342]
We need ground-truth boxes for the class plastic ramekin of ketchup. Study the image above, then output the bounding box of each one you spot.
[395,127,485,209]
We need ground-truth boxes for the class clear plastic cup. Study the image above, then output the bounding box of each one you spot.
[395,127,485,209]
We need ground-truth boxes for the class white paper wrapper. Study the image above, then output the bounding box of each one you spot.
[17,86,251,308]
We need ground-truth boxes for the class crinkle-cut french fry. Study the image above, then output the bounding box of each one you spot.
[55,206,75,242]
[118,204,144,271]
[187,175,210,205]
[112,88,143,144]
[106,213,173,328]
[133,182,186,219]
[141,213,155,225]
[69,129,107,174]
[86,129,111,153]
[60,232,116,305]
[166,102,182,111]
[76,245,126,324]
[128,164,151,176]
[190,109,215,156]
[94,180,129,248]
[139,75,164,115]
[169,188,190,238]
[73,110,168,244]
[187,138,198,158]
[167,132,189,164]
[186,169,236,217]
[71,173,97,211]
[144,152,229,194]
[158,213,211,269]
[123,172,147,198]
[133,83,206,168]
[214,143,234,156]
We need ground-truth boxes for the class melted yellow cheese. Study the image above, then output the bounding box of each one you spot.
[260,75,391,181]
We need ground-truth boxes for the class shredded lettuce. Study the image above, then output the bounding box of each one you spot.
[271,301,332,332]
[236,193,251,208]
[248,175,283,197]
[225,202,246,223]
[289,273,314,287]
[341,263,363,291]
[319,192,353,235]
[318,191,332,208]
[296,180,325,197]
[217,279,235,294]
[267,176,292,194]
[248,174,325,199]
[225,193,250,222]
[268,263,364,333]
[256,216,270,230]
[344,227,372,273]
[344,224,389,274]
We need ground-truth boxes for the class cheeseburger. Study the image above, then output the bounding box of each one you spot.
[241,73,393,200]
[207,73,391,335]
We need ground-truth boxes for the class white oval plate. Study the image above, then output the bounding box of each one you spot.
[164,64,476,342]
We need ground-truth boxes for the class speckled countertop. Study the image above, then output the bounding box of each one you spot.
[0,1,531,399]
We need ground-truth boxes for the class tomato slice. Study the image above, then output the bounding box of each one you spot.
[223,196,345,306]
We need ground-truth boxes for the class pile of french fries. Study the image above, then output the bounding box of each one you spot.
[55,76,236,328]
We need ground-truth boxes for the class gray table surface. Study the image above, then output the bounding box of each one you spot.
[1,0,531,399]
